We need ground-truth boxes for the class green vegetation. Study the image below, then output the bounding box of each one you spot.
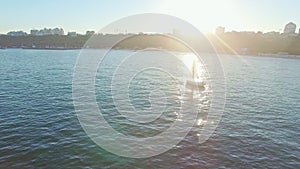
[1,33,300,55]
[209,32,300,55]
[0,35,90,49]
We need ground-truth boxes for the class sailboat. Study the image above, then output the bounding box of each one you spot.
[185,60,204,91]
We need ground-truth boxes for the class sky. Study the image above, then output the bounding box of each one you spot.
[0,0,299,34]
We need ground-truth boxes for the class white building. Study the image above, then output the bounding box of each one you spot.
[7,31,27,36]
[283,22,296,34]
[52,28,64,35]
[30,28,64,36]
[215,26,225,35]
[68,32,77,37]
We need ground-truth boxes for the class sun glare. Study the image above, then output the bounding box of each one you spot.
[180,53,205,82]
[181,53,197,70]
[157,0,241,32]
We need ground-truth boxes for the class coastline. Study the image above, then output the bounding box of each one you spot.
[257,53,300,59]
[1,47,300,60]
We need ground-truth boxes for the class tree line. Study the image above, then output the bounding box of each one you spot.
[1,33,300,55]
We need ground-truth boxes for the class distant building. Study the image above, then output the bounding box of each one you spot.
[52,28,64,35]
[263,31,280,37]
[86,31,95,35]
[215,26,225,35]
[283,22,296,34]
[30,29,38,36]
[68,32,77,37]
[7,31,27,36]
[30,28,64,36]
[242,31,256,35]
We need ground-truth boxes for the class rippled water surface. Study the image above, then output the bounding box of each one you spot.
[0,49,299,168]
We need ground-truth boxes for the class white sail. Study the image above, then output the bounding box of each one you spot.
[185,59,204,90]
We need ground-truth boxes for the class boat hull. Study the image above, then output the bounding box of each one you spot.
[185,80,204,91]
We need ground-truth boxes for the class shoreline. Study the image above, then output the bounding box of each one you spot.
[1,47,300,59]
